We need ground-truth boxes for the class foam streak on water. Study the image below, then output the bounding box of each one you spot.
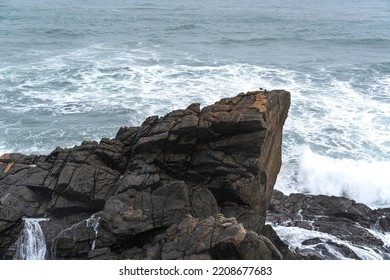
[0,46,275,154]
[14,218,49,260]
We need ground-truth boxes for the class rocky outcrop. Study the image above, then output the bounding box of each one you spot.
[267,190,390,260]
[0,90,291,259]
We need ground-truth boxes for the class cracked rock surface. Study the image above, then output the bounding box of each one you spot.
[0,90,291,259]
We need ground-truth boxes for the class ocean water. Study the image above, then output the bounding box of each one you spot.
[1,0,389,208]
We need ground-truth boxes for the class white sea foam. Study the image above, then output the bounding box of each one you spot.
[1,45,300,155]
[1,46,277,118]
[1,45,390,209]
[272,225,386,260]
[281,74,390,160]
[276,146,390,208]
[274,65,390,208]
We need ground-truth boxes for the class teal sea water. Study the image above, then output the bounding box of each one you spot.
[1,0,389,208]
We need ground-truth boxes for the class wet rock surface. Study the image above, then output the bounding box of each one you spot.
[267,190,390,259]
[0,90,291,259]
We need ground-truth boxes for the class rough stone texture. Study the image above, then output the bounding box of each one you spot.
[160,215,282,260]
[0,90,291,259]
[267,190,390,260]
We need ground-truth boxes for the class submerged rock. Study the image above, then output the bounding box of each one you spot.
[0,90,291,259]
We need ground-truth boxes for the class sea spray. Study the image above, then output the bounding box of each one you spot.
[14,218,49,260]
[276,146,390,208]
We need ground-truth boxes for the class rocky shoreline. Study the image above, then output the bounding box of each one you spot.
[267,190,390,259]
[1,90,389,260]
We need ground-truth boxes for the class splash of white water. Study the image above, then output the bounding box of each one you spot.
[271,224,389,260]
[14,218,49,260]
[50,211,102,258]
[86,212,101,251]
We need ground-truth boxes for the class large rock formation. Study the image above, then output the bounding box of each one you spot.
[0,90,291,259]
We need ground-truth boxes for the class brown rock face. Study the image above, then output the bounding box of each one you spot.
[0,90,291,259]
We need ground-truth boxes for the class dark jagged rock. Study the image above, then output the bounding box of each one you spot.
[0,90,291,259]
[267,190,390,260]
[160,215,282,260]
